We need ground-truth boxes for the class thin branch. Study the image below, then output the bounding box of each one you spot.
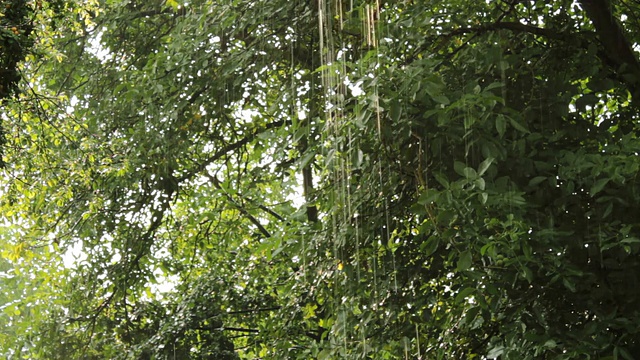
[223,327,260,333]
[444,21,569,40]
[205,173,271,239]
[229,189,286,222]
[180,120,287,182]
[226,306,281,315]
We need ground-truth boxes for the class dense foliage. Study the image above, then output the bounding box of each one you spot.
[0,0,34,167]
[2,0,640,358]
[0,0,75,165]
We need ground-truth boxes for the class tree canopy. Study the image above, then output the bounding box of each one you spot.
[2,0,640,358]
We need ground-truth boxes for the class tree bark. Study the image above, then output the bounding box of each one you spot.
[579,0,640,102]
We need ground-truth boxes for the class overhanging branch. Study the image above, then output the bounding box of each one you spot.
[425,21,579,68]
[445,21,569,40]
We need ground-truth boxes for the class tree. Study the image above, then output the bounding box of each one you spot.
[2,0,640,358]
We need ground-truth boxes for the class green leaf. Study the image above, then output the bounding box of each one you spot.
[620,237,640,244]
[616,346,634,360]
[484,82,504,91]
[528,176,547,186]
[454,161,467,176]
[477,157,494,176]
[434,172,450,188]
[389,101,402,122]
[603,202,613,218]
[422,236,440,257]
[454,287,475,304]
[432,95,450,105]
[563,278,576,292]
[457,250,472,271]
[463,167,477,179]
[302,303,317,320]
[509,117,530,133]
[575,93,599,111]
[520,266,533,283]
[487,345,505,359]
[496,115,506,138]
[480,243,493,256]
[299,151,316,169]
[418,189,440,205]
[165,0,179,11]
[590,178,609,196]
